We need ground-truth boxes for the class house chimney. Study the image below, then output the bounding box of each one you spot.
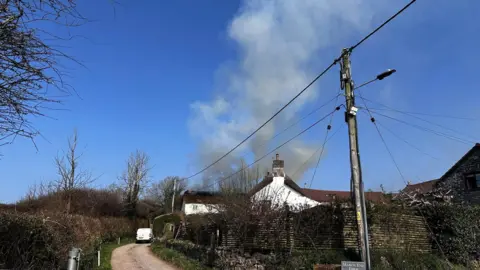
[272,153,285,177]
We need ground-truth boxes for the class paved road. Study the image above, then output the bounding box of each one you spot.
[111,243,178,270]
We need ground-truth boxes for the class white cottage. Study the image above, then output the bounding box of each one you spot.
[248,154,321,211]
[180,190,221,216]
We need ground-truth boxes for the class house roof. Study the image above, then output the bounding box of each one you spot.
[399,143,480,194]
[247,175,307,197]
[181,190,223,204]
[402,179,439,194]
[301,188,388,203]
[439,143,480,180]
[181,190,248,204]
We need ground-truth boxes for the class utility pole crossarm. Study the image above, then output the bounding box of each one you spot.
[341,48,371,269]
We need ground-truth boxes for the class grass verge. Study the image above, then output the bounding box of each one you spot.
[150,242,211,270]
[96,238,134,270]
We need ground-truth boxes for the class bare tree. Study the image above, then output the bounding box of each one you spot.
[54,129,93,214]
[0,0,89,147]
[119,150,150,218]
[218,159,262,193]
[145,176,187,213]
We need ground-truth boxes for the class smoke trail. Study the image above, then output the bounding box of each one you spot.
[189,0,386,182]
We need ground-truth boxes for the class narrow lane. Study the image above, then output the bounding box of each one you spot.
[111,243,178,270]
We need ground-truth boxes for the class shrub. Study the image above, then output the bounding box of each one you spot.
[417,204,480,265]
[0,211,139,269]
[153,213,181,237]
[0,212,74,269]
[151,242,211,270]
[371,249,463,270]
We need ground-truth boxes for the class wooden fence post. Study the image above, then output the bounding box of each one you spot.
[207,232,216,266]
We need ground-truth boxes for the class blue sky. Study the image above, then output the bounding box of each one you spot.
[1,0,480,203]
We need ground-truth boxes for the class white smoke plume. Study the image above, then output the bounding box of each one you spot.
[189,0,387,183]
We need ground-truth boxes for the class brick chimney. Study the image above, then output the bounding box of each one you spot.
[272,153,285,177]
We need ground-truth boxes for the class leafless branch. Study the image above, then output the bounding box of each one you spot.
[53,129,94,214]
[0,0,88,147]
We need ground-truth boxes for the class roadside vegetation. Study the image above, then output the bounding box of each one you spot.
[0,129,188,268]
[151,242,211,270]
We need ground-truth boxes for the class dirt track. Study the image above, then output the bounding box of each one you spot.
[111,243,178,270]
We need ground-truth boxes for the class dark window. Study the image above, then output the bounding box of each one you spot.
[261,200,271,211]
[465,173,480,190]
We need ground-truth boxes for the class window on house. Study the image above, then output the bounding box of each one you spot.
[192,205,198,211]
[261,200,272,211]
[465,173,480,190]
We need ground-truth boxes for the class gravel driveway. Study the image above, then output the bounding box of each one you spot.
[111,243,178,270]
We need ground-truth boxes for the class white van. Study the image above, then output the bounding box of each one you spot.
[136,228,153,243]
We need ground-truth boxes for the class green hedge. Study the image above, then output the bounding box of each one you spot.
[153,213,181,237]
[0,212,74,269]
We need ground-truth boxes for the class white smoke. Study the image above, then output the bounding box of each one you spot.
[189,0,387,182]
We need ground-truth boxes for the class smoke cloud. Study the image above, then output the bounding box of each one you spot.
[189,0,386,183]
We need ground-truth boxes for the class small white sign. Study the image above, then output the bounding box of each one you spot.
[341,261,366,270]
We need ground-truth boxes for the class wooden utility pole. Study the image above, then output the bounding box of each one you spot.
[171,178,177,213]
[341,48,371,269]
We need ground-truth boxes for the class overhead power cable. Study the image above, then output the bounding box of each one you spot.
[357,91,406,180]
[371,111,473,145]
[373,119,439,161]
[291,124,344,180]
[368,107,476,121]
[291,98,342,179]
[360,97,478,142]
[253,94,340,152]
[200,109,338,190]
[185,61,339,180]
[348,0,417,52]
[186,0,417,180]
[307,96,341,188]
[358,94,450,266]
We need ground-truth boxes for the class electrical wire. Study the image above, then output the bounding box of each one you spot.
[348,0,417,52]
[185,61,339,180]
[374,107,478,144]
[360,97,478,142]
[307,96,341,188]
[200,109,338,190]
[357,92,406,180]
[368,107,476,121]
[361,97,477,121]
[371,111,473,145]
[291,108,343,179]
[357,94,450,264]
[293,125,344,180]
[252,94,341,153]
[375,119,439,161]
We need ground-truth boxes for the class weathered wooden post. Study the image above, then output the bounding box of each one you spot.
[207,232,216,266]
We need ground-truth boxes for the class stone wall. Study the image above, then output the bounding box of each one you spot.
[440,146,480,204]
[293,208,430,252]
[214,206,431,253]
